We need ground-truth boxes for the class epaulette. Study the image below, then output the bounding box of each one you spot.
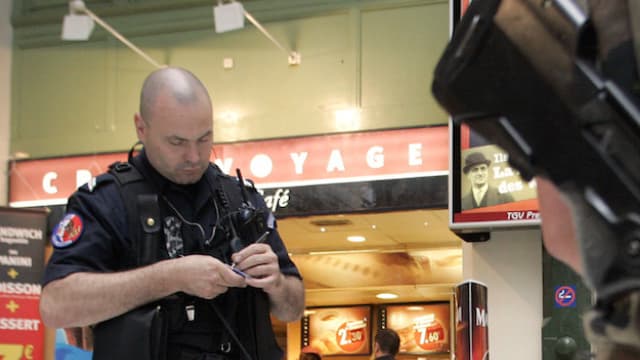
[78,173,115,193]
[108,161,144,186]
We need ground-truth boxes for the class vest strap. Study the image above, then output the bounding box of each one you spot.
[109,161,163,266]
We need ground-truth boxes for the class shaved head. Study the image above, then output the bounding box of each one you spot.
[134,67,214,184]
[140,67,212,121]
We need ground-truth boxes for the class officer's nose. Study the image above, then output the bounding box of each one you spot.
[184,143,200,164]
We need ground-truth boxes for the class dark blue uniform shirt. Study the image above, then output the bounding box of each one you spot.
[45,150,300,284]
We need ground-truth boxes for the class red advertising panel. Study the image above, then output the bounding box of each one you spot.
[450,124,540,232]
[0,207,47,360]
[382,302,451,355]
[302,305,371,356]
[455,280,489,360]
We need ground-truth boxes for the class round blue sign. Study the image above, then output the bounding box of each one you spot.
[554,286,577,308]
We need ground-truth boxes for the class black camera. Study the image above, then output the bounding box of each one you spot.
[226,169,273,255]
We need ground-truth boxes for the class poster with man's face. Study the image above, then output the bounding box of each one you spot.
[452,125,539,226]
[460,145,537,210]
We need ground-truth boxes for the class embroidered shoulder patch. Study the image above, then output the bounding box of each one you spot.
[51,213,84,248]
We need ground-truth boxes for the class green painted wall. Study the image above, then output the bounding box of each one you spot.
[11,0,449,158]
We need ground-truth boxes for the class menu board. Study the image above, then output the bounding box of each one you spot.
[0,207,47,360]
[380,302,451,355]
[302,305,371,356]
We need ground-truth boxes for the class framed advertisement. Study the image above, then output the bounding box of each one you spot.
[449,124,540,234]
[301,305,372,356]
[378,302,451,355]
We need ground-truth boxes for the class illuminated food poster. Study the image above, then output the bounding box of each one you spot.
[384,303,451,354]
[302,306,371,356]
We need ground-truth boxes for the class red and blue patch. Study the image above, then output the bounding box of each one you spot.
[51,213,84,248]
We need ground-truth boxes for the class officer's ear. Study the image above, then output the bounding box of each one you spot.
[134,113,146,140]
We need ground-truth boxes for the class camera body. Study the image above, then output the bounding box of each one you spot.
[219,169,274,258]
[431,0,640,303]
[228,201,271,254]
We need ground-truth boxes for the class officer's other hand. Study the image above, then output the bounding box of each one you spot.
[230,244,283,293]
[173,255,246,299]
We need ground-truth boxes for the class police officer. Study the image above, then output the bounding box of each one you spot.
[39,67,305,359]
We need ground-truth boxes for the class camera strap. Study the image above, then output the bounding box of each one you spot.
[210,300,254,360]
[630,1,640,78]
[204,165,255,360]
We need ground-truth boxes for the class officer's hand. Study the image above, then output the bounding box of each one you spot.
[173,255,246,299]
[230,243,283,294]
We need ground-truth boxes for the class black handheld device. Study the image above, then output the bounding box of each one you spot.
[227,168,272,255]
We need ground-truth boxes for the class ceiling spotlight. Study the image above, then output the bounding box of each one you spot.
[219,111,240,123]
[347,235,366,243]
[10,152,31,160]
[334,108,361,131]
[376,293,399,300]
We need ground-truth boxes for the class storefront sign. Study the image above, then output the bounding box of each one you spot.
[9,127,448,207]
[260,175,447,217]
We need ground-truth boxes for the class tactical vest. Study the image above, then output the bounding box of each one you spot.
[106,159,282,360]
